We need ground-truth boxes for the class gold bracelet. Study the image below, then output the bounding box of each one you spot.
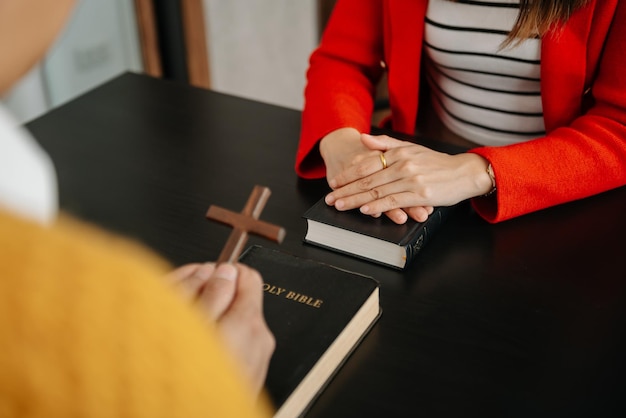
[484,163,496,196]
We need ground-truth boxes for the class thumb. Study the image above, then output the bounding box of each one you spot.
[196,263,238,321]
[361,133,409,151]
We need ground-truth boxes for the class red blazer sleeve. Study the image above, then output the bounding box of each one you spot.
[296,0,384,179]
[470,0,626,223]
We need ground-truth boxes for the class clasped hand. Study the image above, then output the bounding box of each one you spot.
[168,262,275,395]
[321,129,491,224]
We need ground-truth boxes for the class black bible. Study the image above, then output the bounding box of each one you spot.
[239,245,381,418]
[303,197,454,269]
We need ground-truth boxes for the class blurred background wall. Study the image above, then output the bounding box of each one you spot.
[2,0,335,124]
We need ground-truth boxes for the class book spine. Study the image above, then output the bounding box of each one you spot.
[403,206,450,265]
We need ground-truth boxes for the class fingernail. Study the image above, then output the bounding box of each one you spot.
[360,205,370,214]
[214,263,237,281]
[335,200,344,209]
[325,194,335,205]
[193,263,215,280]
[328,179,337,189]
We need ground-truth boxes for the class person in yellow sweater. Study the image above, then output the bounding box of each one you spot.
[0,1,274,417]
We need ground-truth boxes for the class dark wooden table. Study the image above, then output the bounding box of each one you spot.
[27,72,626,418]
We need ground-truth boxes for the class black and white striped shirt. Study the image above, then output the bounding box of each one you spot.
[424,0,544,146]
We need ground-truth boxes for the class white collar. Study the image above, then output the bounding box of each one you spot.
[0,104,58,225]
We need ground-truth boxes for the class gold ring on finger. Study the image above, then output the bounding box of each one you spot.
[379,152,388,170]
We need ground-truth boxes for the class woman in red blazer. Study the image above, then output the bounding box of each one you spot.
[296,0,626,223]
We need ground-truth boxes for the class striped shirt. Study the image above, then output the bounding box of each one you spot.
[423,0,544,146]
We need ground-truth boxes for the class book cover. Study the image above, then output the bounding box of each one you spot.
[303,197,455,269]
[239,245,381,418]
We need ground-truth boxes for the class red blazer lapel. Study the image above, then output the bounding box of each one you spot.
[385,0,428,134]
[541,0,618,132]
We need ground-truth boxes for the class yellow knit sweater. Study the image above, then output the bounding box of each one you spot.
[0,210,272,418]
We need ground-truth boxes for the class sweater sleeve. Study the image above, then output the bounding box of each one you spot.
[296,0,385,179]
[469,1,626,223]
[0,210,273,418]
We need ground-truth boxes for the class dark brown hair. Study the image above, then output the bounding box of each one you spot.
[451,0,591,46]
[510,0,590,43]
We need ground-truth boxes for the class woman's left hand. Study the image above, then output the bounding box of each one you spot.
[324,133,493,222]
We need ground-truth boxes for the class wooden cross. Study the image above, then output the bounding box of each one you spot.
[206,185,286,263]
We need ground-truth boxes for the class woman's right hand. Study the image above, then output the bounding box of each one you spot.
[320,128,433,223]
[319,127,374,183]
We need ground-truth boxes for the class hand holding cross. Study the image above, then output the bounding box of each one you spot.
[206,185,286,263]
